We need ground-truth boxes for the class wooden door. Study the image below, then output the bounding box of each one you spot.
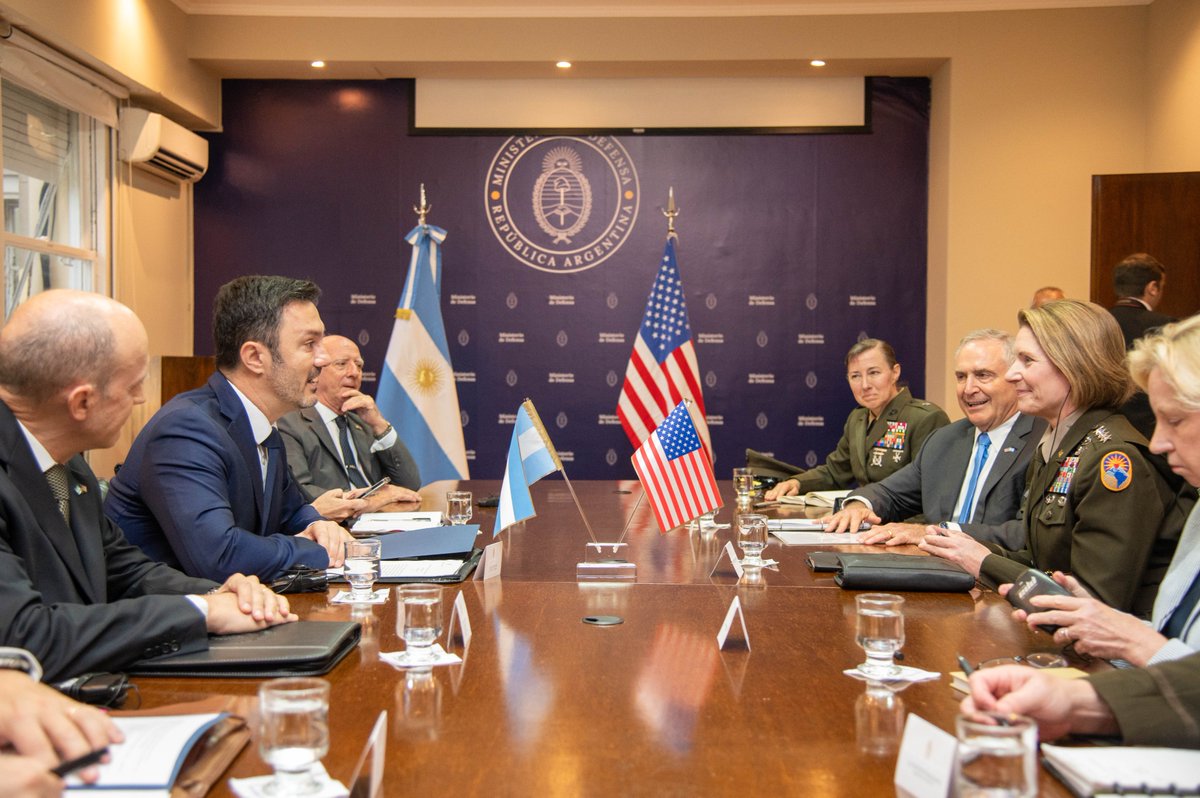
[1091,171,1200,319]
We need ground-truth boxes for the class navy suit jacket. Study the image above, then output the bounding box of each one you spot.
[105,372,325,581]
[0,400,214,681]
[849,414,1042,548]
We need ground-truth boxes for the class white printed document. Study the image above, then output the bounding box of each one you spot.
[351,512,443,533]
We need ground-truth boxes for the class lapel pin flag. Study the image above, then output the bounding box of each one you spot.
[632,399,722,533]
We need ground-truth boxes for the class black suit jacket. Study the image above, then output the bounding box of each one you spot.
[0,401,216,681]
[1110,300,1176,439]
[278,405,421,499]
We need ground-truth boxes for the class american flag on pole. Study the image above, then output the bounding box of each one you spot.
[617,236,710,454]
[631,400,722,533]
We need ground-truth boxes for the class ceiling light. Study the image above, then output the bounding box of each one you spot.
[311,60,326,69]
[810,59,826,67]
[556,61,572,69]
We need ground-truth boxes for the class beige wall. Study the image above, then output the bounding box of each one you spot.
[0,0,221,127]
[1146,0,1200,171]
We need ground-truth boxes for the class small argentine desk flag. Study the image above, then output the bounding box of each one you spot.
[376,222,469,483]
[494,399,562,537]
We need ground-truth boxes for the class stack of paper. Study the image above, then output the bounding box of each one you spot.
[351,512,444,534]
[1041,744,1200,797]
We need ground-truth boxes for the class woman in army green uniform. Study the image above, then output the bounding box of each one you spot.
[764,339,950,499]
[921,300,1191,616]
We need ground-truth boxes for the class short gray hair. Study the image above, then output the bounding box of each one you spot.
[0,299,118,403]
[955,329,1015,364]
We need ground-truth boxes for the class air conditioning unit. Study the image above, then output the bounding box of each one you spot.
[118,108,208,183]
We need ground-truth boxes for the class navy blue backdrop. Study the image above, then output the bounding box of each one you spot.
[194,77,930,481]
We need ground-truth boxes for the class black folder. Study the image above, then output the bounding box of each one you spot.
[129,621,360,678]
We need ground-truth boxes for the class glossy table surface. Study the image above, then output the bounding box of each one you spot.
[134,480,1084,796]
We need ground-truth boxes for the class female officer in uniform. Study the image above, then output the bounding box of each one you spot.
[919,300,1190,616]
[764,338,949,500]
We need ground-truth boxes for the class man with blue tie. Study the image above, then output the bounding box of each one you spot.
[824,329,1041,547]
[105,276,353,581]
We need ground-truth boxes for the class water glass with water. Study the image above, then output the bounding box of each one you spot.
[258,677,331,795]
[855,593,905,678]
[344,537,381,601]
[733,467,755,507]
[397,584,444,668]
[954,712,1038,798]
[446,491,473,525]
[735,513,768,566]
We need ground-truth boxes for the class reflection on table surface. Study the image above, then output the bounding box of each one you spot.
[134,480,1084,796]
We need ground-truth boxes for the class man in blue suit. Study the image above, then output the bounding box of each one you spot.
[106,276,354,581]
[823,329,1040,548]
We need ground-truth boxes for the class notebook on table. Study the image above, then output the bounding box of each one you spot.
[129,620,360,678]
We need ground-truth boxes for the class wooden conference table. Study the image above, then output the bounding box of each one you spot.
[133,480,1083,796]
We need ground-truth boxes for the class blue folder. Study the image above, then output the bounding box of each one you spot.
[376,524,479,559]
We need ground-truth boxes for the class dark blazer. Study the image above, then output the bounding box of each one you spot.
[788,388,951,493]
[1089,651,1200,748]
[978,408,1191,616]
[849,414,1041,547]
[1110,299,1176,439]
[278,405,421,500]
[0,400,215,681]
[105,372,325,581]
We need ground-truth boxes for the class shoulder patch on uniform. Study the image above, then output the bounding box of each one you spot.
[1100,451,1133,492]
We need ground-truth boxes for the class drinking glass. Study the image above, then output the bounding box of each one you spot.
[397,584,444,669]
[733,467,755,508]
[855,593,905,678]
[735,513,768,566]
[855,683,906,755]
[344,537,381,601]
[954,712,1038,798]
[258,677,330,796]
[446,491,473,525]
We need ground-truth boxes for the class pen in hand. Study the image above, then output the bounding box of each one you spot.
[51,747,109,778]
[957,654,975,676]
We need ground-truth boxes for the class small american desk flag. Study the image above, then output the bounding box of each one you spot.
[617,236,709,455]
[632,400,722,533]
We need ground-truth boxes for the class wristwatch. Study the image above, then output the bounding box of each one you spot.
[0,647,43,681]
[375,424,394,440]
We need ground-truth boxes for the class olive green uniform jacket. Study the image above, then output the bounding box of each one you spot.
[786,388,950,493]
[977,408,1192,616]
[1090,651,1200,748]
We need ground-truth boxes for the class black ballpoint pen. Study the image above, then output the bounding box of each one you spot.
[51,747,108,778]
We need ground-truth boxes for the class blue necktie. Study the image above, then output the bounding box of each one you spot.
[1162,572,1200,639]
[957,432,991,524]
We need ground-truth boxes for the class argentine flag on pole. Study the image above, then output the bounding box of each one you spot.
[376,224,469,483]
[494,399,561,537]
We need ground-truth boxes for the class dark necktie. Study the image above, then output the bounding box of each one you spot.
[957,432,991,524]
[45,464,71,525]
[336,415,369,489]
[1162,571,1200,639]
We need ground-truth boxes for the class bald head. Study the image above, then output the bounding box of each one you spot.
[1031,286,1065,308]
[315,335,365,412]
[0,290,146,405]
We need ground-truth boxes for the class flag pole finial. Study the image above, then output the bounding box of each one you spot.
[661,187,679,240]
[414,183,431,225]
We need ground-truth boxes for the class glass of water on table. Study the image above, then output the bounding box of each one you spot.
[854,593,905,679]
[446,491,473,525]
[397,583,444,670]
[258,677,331,795]
[343,537,381,601]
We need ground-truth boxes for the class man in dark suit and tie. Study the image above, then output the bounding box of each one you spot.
[278,335,421,518]
[0,290,296,682]
[824,329,1040,548]
[1108,253,1174,438]
[105,276,354,581]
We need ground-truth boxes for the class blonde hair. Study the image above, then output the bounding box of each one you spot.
[1016,299,1132,409]
[1129,313,1200,413]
